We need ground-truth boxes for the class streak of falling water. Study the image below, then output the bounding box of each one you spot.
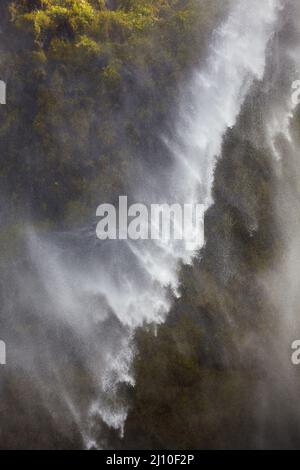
[0,0,283,449]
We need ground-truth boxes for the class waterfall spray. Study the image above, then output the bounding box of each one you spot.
[0,0,285,449]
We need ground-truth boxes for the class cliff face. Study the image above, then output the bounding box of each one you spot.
[121,3,300,447]
[1,0,300,451]
[121,96,281,449]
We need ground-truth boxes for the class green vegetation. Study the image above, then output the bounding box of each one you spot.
[0,0,223,228]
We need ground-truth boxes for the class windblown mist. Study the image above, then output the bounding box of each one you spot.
[0,0,300,450]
